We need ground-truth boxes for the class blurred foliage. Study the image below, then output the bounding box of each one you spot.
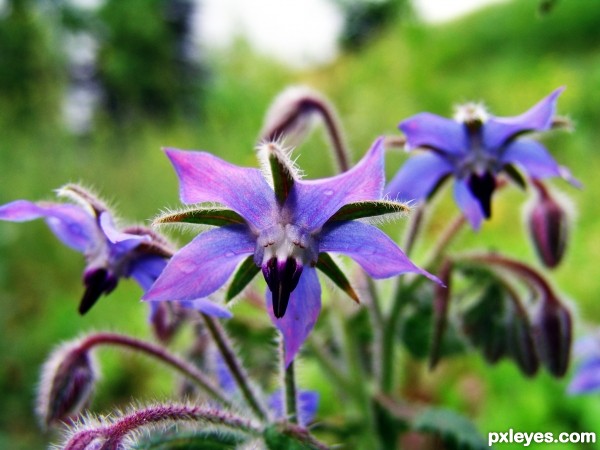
[96,0,206,122]
[1,0,600,448]
[334,0,411,50]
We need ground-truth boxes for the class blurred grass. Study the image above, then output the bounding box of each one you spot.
[2,0,600,447]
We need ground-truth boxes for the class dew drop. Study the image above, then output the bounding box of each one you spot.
[180,262,196,274]
[225,251,235,258]
[323,189,334,196]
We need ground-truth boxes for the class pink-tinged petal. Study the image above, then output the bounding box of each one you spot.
[165,148,277,230]
[500,139,562,179]
[0,200,97,252]
[288,138,385,231]
[399,113,467,155]
[385,152,454,202]
[179,298,233,319]
[267,266,321,367]
[143,225,255,302]
[453,179,485,230]
[99,212,148,255]
[319,221,441,284]
[484,87,564,148]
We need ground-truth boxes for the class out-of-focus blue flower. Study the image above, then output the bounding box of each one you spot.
[144,139,440,365]
[568,334,600,394]
[0,184,230,319]
[387,88,575,229]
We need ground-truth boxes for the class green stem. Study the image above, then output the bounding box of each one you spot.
[284,360,298,424]
[202,314,268,420]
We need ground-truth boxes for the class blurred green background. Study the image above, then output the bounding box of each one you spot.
[1,0,600,448]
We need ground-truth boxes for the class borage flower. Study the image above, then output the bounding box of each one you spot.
[386,88,577,229]
[144,139,440,365]
[0,184,230,320]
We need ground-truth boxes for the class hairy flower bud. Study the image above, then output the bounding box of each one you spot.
[507,310,539,377]
[528,181,569,268]
[37,341,98,427]
[532,298,572,377]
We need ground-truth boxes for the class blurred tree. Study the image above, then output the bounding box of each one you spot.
[0,0,62,125]
[96,0,206,123]
[333,0,411,50]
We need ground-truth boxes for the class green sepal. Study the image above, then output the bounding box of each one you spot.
[503,163,527,190]
[226,255,260,302]
[316,252,359,303]
[265,143,295,204]
[153,207,246,227]
[327,200,410,222]
[413,407,487,450]
[133,430,245,449]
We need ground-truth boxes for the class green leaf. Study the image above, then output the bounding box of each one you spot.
[226,256,260,302]
[263,425,321,450]
[153,208,246,227]
[327,200,409,222]
[316,252,359,303]
[133,430,245,449]
[413,408,487,450]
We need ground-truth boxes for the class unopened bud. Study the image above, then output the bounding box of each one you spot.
[259,86,325,145]
[507,310,539,377]
[37,341,98,427]
[532,298,572,377]
[63,430,106,450]
[528,181,569,268]
[149,301,184,344]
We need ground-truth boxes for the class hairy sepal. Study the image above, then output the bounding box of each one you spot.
[327,200,410,223]
[316,253,359,304]
[153,206,246,228]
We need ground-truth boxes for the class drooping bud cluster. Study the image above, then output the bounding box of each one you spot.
[37,341,98,427]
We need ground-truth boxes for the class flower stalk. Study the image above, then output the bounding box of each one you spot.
[202,314,269,420]
[78,332,231,407]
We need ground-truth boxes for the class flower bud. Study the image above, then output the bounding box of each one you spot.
[37,341,98,427]
[532,298,572,377]
[528,181,569,268]
[507,310,539,377]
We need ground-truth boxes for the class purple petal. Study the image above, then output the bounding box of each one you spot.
[268,389,319,426]
[484,87,564,148]
[143,225,255,302]
[399,113,467,155]
[288,138,385,232]
[130,255,168,291]
[568,358,600,394]
[99,212,149,247]
[165,148,276,230]
[319,221,441,284]
[453,179,485,230]
[0,200,97,252]
[500,139,562,179]
[179,298,232,319]
[267,266,321,367]
[385,152,454,202]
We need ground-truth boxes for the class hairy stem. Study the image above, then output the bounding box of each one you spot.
[202,314,268,420]
[62,404,261,449]
[284,360,298,424]
[78,332,231,407]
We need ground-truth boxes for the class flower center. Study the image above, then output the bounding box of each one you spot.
[255,224,318,318]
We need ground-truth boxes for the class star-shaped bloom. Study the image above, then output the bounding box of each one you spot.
[386,88,576,229]
[0,184,230,319]
[144,138,440,365]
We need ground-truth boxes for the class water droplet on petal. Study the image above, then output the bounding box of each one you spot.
[323,189,334,196]
[225,251,235,257]
[180,262,196,274]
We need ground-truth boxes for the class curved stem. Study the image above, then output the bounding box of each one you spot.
[424,213,466,268]
[63,404,261,449]
[202,314,269,420]
[78,332,231,407]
